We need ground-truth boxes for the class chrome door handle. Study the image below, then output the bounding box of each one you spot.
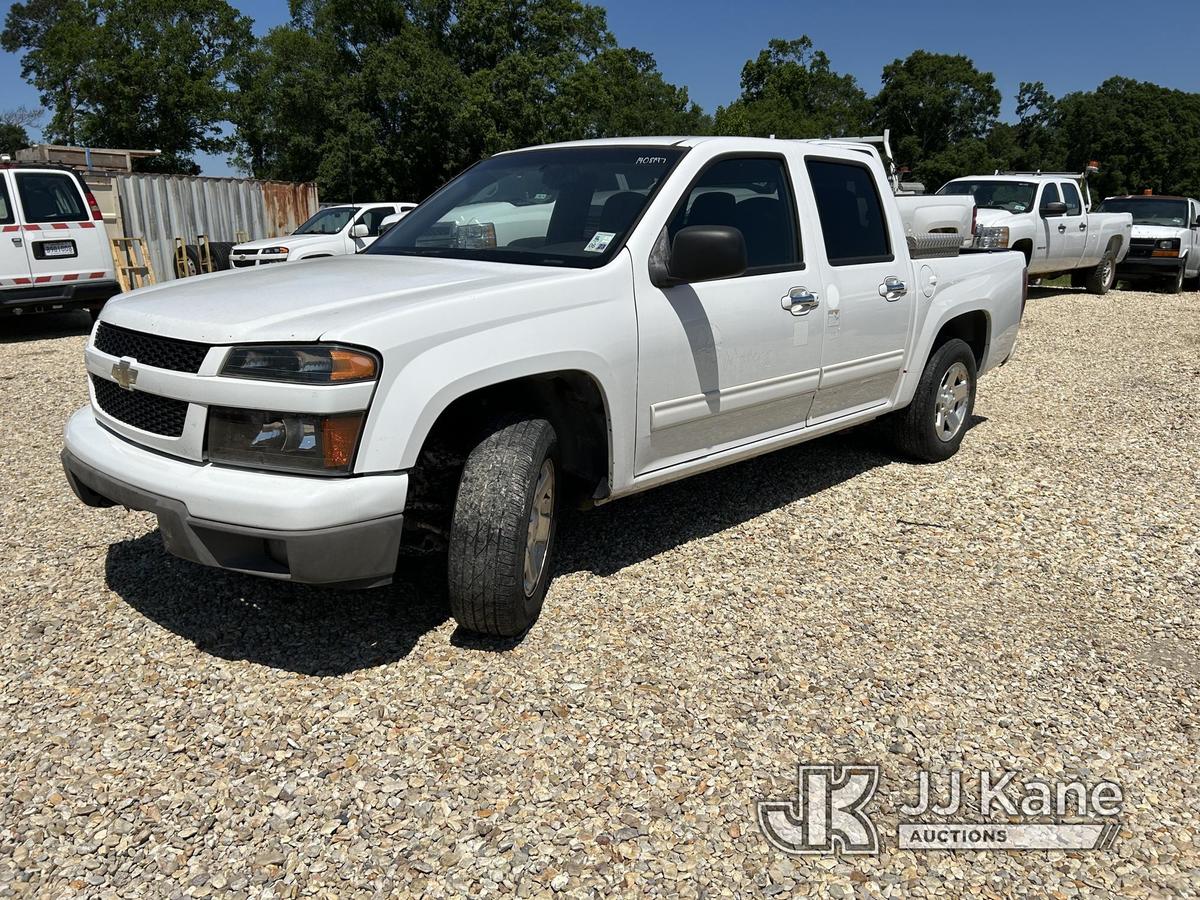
[1057,224,1067,233]
[781,287,819,315]
[879,276,907,301]
[1078,223,1087,231]
[10,237,21,247]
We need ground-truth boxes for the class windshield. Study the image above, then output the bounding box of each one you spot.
[1096,198,1188,226]
[938,180,1037,213]
[367,146,686,268]
[293,207,355,235]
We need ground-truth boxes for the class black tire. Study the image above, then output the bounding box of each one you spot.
[1084,252,1116,294]
[1165,264,1185,294]
[886,338,978,462]
[182,244,201,277]
[210,241,234,271]
[447,418,560,637]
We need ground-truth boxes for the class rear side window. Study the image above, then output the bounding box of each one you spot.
[1061,183,1083,216]
[668,156,801,271]
[0,177,13,225]
[806,159,892,265]
[16,172,88,223]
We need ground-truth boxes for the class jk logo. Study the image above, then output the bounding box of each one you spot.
[756,764,880,855]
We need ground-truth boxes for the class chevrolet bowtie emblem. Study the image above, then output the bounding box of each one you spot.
[112,358,139,391]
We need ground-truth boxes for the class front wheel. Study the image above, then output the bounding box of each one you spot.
[885,338,978,462]
[1166,264,1185,294]
[447,418,560,637]
[1084,254,1115,295]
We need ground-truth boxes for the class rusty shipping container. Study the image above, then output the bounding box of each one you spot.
[114,175,319,281]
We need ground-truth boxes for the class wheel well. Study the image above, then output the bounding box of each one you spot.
[1012,239,1033,265]
[402,372,611,552]
[931,310,989,370]
[1105,235,1123,258]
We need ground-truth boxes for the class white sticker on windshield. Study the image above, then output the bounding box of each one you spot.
[585,231,616,253]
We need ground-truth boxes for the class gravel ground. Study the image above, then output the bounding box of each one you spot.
[1,286,1198,898]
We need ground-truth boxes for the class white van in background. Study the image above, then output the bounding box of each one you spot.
[0,161,118,320]
[230,202,417,268]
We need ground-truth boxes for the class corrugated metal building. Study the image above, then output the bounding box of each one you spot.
[15,144,319,281]
[114,175,318,281]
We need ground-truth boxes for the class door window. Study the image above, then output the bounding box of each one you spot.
[15,172,88,223]
[1061,183,1083,216]
[1039,183,1062,213]
[355,207,397,237]
[0,177,13,225]
[805,159,892,266]
[668,156,801,271]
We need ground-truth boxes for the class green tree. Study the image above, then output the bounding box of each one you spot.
[873,50,1001,187]
[2,0,253,173]
[0,106,40,156]
[232,0,704,200]
[713,37,869,138]
[1055,78,1200,198]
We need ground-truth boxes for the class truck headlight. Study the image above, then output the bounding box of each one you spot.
[974,226,1010,250]
[261,246,288,255]
[1152,239,1181,257]
[221,345,379,383]
[207,408,365,474]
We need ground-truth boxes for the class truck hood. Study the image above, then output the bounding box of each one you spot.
[973,208,1025,228]
[1130,224,1186,241]
[232,233,335,252]
[99,255,569,345]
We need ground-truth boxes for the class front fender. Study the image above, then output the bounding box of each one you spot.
[352,255,637,484]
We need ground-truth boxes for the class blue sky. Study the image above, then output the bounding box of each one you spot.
[3,0,1198,177]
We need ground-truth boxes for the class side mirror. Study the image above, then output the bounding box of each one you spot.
[659,225,747,285]
[1040,200,1068,217]
[350,223,370,239]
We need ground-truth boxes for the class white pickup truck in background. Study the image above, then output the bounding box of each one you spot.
[1095,194,1200,293]
[938,172,1133,292]
[229,201,417,268]
[63,136,1024,638]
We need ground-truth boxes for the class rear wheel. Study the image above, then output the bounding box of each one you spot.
[1084,253,1116,294]
[447,418,560,637]
[886,339,977,462]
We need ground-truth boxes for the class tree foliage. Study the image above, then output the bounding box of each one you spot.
[2,0,253,173]
[231,0,707,200]
[713,37,869,139]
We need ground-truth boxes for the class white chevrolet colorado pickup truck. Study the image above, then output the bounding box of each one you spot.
[938,172,1133,292]
[63,137,1024,637]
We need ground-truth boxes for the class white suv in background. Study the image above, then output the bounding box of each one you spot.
[1,162,117,320]
[230,202,417,268]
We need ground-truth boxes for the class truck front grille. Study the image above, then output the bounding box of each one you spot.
[91,375,188,437]
[94,323,210,373]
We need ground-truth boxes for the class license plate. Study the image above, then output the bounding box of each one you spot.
[41,241,76,258]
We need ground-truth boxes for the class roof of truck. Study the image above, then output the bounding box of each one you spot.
[498,136,890,156]
[1103,194,1191,201]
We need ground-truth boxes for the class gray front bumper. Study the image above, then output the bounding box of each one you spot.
[62,449,403,589]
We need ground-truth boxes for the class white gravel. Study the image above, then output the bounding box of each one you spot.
[1,286,1198,897]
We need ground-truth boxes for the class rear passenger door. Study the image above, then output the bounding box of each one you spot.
[1057,181,1089,268]
[0,173,32,288]
[802,155,913,422]
[632,153,825,474]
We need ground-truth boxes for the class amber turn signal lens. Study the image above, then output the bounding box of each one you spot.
[329,349,378,381]
[322,414,365,468]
